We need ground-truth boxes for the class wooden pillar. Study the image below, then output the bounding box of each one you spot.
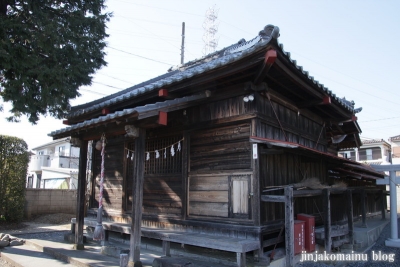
[361,189,367,228]
[284,186,294,267]
[74,139,88,250]
[252,142,261,226]
[128,128,145,267]
[182,132,189,220]
[346,190,354,244]
[251,138,262,259]
[322,188,331,252]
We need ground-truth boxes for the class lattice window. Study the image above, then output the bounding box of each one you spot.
[145,135,183,174]
[126,135,183,175]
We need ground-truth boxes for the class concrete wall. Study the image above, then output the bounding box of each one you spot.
[25,189,77,218]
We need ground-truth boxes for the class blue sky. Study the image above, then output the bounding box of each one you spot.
[1,0,400,149]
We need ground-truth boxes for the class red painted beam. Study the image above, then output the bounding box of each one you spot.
[158,111,167,126]
[265,49,277,65]
[159,89,168,97]
[102,108,110,115]
[323,96,331,105]
[63,120,69,125]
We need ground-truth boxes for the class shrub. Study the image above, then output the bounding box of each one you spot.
[0,135,29,222]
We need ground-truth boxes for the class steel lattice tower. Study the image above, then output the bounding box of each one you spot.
[202,6,219,56]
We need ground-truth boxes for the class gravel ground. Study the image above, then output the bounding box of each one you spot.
[0,213,74,267]
[1,214,400,267]
[297,218,400,267]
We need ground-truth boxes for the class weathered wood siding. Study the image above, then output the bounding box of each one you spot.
[143,174,182,216]
[190,95,254,123]
[125,132,183,216]
[259,152,328,222]
[92,137,125,212]
[255,95,326,151]
[189,174,229,217]
[190,123,251,172]
[188,121,252,218]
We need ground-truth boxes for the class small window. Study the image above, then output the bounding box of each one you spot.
[229,175,250,219]
[59,146,66,156]
[366,149,372,160]
[38,151,44,155]
[36,174,42,188]
[27,175,33,188]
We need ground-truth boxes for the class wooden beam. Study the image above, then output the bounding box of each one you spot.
[346,190,354,244]
[102,108,110,115]
[261,195,285,202]
[361,189,367,228]
[285,187,294,267]
[322,188,331,252]
[129,128,146,267]
[74,139,88,250]
[158,111,167,126]
[62,119,69,125]
[254,49,277,84]
[297,96,331,108]
[181,132,189,220]
[158,89,168,97]
[158,88,178,100]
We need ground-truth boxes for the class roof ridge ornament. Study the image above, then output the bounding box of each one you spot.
[259,24,280,40]
[223,24,279,55]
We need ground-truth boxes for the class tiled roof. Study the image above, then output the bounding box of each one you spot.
[389,135,400,141]
[67,24,357,120]
[49,92,209,137]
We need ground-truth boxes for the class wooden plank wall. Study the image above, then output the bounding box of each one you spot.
[189,174,229,217]
[260,152,384,223]
[188,122,252,218]
[190,123,251,172]
[92,136,125,212]
[260,152,328,222]
[256,95,326,151]
[190,95,252,123]
[143,174,182,216]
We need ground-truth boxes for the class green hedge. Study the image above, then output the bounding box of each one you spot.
[0,135,29,222]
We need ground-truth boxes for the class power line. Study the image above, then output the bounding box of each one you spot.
[359,116,400,123]
[98,73,134,85]
[92,81,124,90]
[108,46,173,66]
[80,88,107,96]
[117,17,198,61]
[291,52,400,99]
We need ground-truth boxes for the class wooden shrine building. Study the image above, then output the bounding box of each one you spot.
[50,25,386,267]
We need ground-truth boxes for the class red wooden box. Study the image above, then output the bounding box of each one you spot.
[297,213,315,252]
[294,220,305,255]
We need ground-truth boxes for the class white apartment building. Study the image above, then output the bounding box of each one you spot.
[340,137,400,212]
[338,138,391,165]
[27,138,80,189]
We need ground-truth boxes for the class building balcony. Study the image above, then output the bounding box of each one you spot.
[29,155,51,171]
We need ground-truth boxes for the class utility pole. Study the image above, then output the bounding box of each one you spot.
[181,22,185,65]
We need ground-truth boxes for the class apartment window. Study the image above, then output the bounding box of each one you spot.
[27,175,33,188]
[366,149,372,160]
[36,174,42,188]
[38,151,44,155]
[59,146,66,156]
[339,151,355,160]
[359,147,381,161]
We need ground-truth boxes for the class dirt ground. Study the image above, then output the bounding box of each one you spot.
[0,213,75,232]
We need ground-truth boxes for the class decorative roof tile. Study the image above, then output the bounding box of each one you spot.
[67,24,357,120]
